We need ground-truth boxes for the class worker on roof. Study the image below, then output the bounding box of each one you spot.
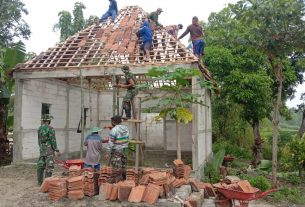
[148,8,163,30]
[137,20,153,62]
[99,0,118,23]
[37,114,60,186]
[178,16,205,60]
[165,24,183,38]
[113,66,137,119]
[104,115,129,181]
[83,126,103,170]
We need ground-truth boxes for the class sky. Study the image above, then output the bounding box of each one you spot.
[21,0,304,107]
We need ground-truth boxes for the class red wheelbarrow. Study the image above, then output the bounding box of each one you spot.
[215,186,277,207]
[55,158,84,169]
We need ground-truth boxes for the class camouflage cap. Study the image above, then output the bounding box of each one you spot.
[41,114,54,120]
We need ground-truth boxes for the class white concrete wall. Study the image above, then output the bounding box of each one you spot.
[15,79,98,161]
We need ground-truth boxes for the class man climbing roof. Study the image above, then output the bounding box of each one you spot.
[99,0,118,23]
[148,8,163,30]
[165,24,183,38]
[178,16,205,60]
[137,20,153,62]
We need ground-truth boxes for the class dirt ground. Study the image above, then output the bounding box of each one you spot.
[0,164,300,207]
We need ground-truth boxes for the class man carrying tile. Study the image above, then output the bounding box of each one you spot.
[178,16,205,60]
[165,24,183,38]
[113,65,137,119]
[104,115,129,181]
[37,114,60,185]
[99,0,118,23]
[84,126,103,170]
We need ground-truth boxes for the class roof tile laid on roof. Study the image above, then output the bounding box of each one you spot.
[17,6,197,72]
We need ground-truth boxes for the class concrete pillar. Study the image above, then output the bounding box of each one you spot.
[64,86,70,159]
[13,79,23,163]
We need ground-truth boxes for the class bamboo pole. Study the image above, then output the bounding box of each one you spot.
[112,75,116,116]
[88,79,93,127]
[80,70,85,158]
[135,97,141,171]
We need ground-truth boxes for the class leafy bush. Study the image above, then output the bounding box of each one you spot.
[213,141,252,159]
[284,174,302,185]
[239,174,271,191]
[203,149,225,183]
[272,187,305,204]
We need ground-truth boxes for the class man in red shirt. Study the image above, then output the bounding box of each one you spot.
[178,16,205,60]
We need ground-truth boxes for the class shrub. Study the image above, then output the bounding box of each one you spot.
[213,141,252,159]
[272,187,305,204]
[239,174,271,191]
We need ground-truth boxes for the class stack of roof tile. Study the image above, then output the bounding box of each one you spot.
[99,183,113,200]
[142,183,161,204]
[128,185,147,203]
[173,159,185,178]
[40,176,60,193]
[149,172,168,186]
[171,178,187,188]
[118,180,136,201]
[126,169,139,184]
[48,178,67,201]
[99,166,117,185]
[184,165,192,179]
[69,165,82,177]
[67,175,84,200]
[109,182,120,201]
[84,171,99,197]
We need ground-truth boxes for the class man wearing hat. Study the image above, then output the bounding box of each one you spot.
[148,8,163,30]
[84,126,103,170]
[37,114,60,185]
[113,66,136,119]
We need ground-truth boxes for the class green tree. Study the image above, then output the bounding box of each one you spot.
[0,0,31,47]
[53,2,99,42]
[229,0,305,187]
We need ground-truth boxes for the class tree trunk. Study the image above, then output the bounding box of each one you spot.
[297,109,305,139]
[176,120,181,159]
[271,62,283,188]
[251,119,263,168]
[0,99,9,159]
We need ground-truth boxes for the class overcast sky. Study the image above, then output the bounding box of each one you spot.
[21,0,304,107]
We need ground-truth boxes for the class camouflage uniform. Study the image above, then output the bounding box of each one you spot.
[110,148,128,182]
[37,115,58,185]
[122,68,136,119]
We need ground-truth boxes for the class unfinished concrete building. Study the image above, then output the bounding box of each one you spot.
[12,6,212,177]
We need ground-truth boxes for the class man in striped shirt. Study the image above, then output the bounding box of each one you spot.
[105,115,129,181]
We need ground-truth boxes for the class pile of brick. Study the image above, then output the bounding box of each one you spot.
[67,175,84,200]
[83,171,99,197]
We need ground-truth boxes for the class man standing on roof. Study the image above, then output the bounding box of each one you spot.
[137,20,153,62]
[178,16,205,60]
[84,126,103,170]
[99,0,118,23]
[104,115,129,181]
[113,66,136,119]
[165,24,183,38]
[37,114,60,185]
[148,8,163,30]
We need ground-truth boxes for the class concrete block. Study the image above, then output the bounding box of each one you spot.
[174,185,192,201]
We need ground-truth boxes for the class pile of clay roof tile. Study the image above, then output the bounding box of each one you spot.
[69,165,82,177]
[128,185,147,203]
[67,175,84,200]
[118,180,136,201]
[126,169,139,184]
[173,159,185,178]
[48,178,67,201]
[84,171,99,197]
[99,166,118,185]
[142,183,161,204]
[149,172,168,186]
[189,179,216,197]
[40,176,61,193]
[214,178,258,194]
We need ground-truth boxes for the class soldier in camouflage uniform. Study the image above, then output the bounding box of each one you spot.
[37,114,60,185]
[104,115,129,182]
[113,66,136,119]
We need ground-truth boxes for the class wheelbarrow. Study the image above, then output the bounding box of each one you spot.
[215,186,277,207]
[54,158,84,169]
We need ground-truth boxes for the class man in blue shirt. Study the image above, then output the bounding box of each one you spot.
[137,20,153,62]
[99,0,118,23]
[84,126,103,170]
